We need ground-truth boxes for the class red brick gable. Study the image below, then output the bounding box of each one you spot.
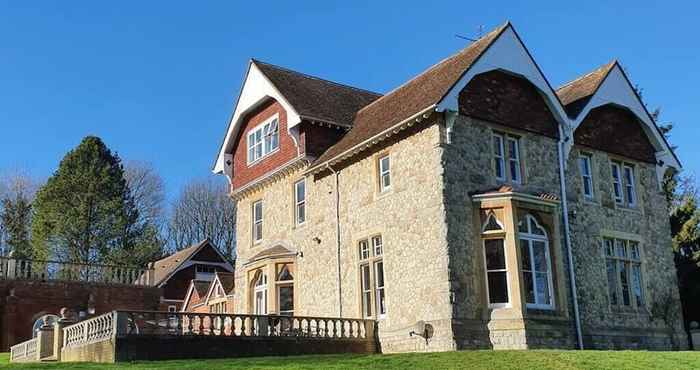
[231,99,299,190]
[458,70,559,138]
[574,105,657,164]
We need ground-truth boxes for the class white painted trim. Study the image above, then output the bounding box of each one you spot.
[472,191,560,207]
[214,62,302,174]
[246,113,280,166]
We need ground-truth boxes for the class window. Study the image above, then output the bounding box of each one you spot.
[623,165,637,207]
[294,179,306,225]
[253,272,268,314]
[518,215,554,309]
[378,155,391,192]
[611,163,623,204]
[484,239,509,306]
[168,305,177,313]
[579,154,594,199]
[195,264,216,280]
[359,235,386,318]
[247,116,279,164]
[276,264,294,316]
[252,200,263,243]
[603,238,644,308]
[611,162,637,208]
[493,133,522,184]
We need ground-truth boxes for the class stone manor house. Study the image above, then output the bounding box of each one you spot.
[212,22,685,351]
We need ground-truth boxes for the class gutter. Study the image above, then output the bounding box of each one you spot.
[558,136,584,350]
[326,163,343,317]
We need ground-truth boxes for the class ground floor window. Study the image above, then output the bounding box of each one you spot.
[484,238,509,306]
[277,263,294,316]
[254,272,268,314]
[603,238,644,308]
[518,214,554,309]
[359,235,386,318]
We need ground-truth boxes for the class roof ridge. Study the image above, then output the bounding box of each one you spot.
[557,60,617,91]
[354,22,509,116]
[251,58,382,97]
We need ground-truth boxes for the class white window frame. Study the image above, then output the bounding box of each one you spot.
[623,165,637,208]
[359,235,387,319]
[294,179,306,226]
[378,154,391,192]
[518,215,555,310]
[579,154,594,199]
[254,272,268,315]
[506,136,522,184]
[493,134,505,181]
[603,238,644,309]
[252,200,263,243]
[611,162,623,204]
[247,115,280,165]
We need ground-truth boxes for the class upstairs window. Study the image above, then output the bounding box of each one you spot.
[195,264,216,281]
[493,133,522,184]
[579,154,594,199]
[247,116,279,164]
[378,155,391,192]
[252,200,263,243]
[294,179,306,226]
[611,161,637,208]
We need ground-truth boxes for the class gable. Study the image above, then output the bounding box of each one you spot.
[574,105,656,163]
[459,70,559,138]
[192,244,228,263]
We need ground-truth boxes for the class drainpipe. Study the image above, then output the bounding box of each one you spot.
[558,137,584,350]
[326,163,343,317]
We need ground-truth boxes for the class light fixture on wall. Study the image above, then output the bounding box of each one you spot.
[312,237,321,244]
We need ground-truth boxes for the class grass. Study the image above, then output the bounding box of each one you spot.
[1,350,699,369]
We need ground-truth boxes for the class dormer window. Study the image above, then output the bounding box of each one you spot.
[247,116,279,164]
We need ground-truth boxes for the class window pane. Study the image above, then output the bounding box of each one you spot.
[361,264,372,317]
[485,239,506,270]
[278,285,294,314]
[507,139,518,160]
[380,156,390,172]
[632,264,643,307]
[535,272,551,305]
[372,236,383,256]
[487,271,508,304]
[375,261,386,315]
[619,261,630,306]
[509,160,520,183]
[483,214,502,231]
[359,240,369,260]
[495,158,504,179]
[529,218,545,236]
[523,271,535,304]
[604,239,614,256]
[297,204,305,224]
[520,239,531,272]
[382,173,391,189]
[296,181,305,202]
[615,239,626,258]
[532,241,548,272]
[606,259,618,305]
[375,261,384,288]
[493,135,503,156]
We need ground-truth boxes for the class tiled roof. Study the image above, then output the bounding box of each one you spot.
[312,22,509,167]
[215,272,235,295]
[556,61,616,117]
[254,60,381,127]
[471,185,559,202]
[151,239,210,286]
[248,245,294,262]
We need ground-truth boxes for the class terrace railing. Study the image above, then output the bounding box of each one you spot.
[10,337,37,362]
[0,257,153,286]
[63,311,115,349]
[118,310,376,340]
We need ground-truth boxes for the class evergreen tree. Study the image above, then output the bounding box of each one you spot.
[31,136,138,264]
[0,192,33,258]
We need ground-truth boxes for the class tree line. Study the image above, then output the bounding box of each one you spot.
[0,136,235,267]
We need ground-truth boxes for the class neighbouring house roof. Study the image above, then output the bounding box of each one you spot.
[312,22,509,168]
[556,61,616,117]
[181,279,211,311]
[151,239,232,287]
[254,60,382,128]
[216,272,236,295]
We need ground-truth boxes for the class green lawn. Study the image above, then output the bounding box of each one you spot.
[1,350,699,369]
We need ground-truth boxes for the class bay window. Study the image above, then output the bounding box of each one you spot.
[518,215,554,309]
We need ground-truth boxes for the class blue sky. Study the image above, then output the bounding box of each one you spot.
[1,1,697,200]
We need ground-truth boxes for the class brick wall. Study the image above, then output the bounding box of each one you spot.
[231,99,298,190]
[458,70,559,139]
[0,280,161,351]
[574,105,657,164]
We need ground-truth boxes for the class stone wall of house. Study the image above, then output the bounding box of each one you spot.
[442,114,576,350]
[565,146,688,350]
[232,120,456,353]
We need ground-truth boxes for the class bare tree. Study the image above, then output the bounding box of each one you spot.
[167,178,236,259]
[0,170,41,257]
[124,160,166,228]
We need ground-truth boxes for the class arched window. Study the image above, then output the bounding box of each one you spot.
[482,212,504,233]
[276,264,294,316]
[32,314,59,338]
[518,214,554,309]
[253,271,268,315]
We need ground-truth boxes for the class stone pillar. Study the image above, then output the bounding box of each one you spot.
[53,308,77,362]
[36,324,54,360]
